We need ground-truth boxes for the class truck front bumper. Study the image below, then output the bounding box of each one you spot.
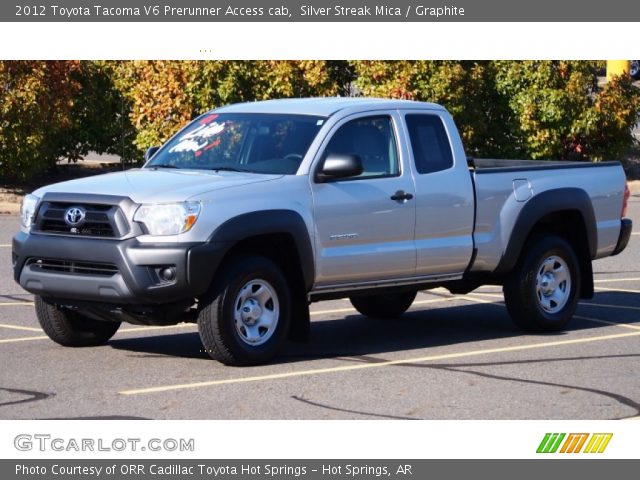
[12,232,229,304]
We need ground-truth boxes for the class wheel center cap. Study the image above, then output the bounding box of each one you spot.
[540,273,557,295]
[241,298,262,325]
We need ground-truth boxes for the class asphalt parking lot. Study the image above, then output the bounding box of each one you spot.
[0,199,639,420]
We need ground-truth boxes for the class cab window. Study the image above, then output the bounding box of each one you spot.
[405,114,454,174]
[322,116,399,179]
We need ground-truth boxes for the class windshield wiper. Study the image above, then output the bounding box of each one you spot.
[150,164,180,169]
[208,166,249,173]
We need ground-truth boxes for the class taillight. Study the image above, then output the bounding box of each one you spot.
[622,182,630,218]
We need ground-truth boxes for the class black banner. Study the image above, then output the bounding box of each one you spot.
[4,460,640,480]
[5,0,640,22]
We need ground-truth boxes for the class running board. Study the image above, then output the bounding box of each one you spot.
[308,273,463,302]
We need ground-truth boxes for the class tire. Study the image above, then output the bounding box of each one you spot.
[197,256,291,366]
[503,235,581,332]
[630,61,640,80]
[35,296,121,347]
[349,291,417,319]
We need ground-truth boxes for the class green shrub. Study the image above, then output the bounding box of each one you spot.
[352,60,640,161]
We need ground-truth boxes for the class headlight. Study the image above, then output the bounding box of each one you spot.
[20,194,40,232]
[133,201,201,236]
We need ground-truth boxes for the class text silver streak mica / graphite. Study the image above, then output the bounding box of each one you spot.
[12,98,633,365]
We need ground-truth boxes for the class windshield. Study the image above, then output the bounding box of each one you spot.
[146,113,325,174]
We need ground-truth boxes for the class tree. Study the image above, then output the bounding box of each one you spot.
[351,60,640,161]
[351,61,508,156]
[0,61,131,182]
[2,60,637,183]
[491,61,640,160]
[0,61,81,181]
[109,61,354,153]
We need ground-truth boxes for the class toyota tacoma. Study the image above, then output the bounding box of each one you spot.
[12,98,633,365]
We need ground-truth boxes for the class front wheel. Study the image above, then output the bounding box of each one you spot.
[503,235,581,332]
[349,291,417,319]
[35,297,121,347]
[197,256,291,366]
[630,60,640,80]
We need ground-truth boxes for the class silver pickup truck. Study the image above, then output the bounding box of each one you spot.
[12,98,633,365]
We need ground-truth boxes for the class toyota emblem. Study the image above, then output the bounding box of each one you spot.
[64,206,86,227]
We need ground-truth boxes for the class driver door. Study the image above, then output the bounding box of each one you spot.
[311,114,416,287]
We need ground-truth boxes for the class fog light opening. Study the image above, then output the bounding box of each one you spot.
[159,267,176,282]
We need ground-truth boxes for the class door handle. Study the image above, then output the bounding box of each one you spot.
[390,190,414,201]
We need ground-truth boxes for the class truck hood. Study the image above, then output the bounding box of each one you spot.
[33,168,282,203]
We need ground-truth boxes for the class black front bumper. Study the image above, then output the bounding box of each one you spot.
[611,218,633,256]
[12,231,229,304]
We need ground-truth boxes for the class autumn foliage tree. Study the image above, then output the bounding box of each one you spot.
[0,61,129,182]
[1,60,638,183]
[351,61,498,151]
[352,60,640,161]
[108,60,354,152]
[0,61,80,181]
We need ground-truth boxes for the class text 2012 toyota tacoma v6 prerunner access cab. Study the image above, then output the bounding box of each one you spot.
[12,98,633,365]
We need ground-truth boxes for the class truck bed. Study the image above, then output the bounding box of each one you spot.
[468,158,626,273]
[471,158,621,172]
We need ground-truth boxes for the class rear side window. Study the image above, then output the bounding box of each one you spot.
[405,114,454,174]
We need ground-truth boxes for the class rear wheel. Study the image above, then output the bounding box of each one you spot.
[349,291,417,319]
[197,256,291,366]
[630,60,640,80]
[503,235,581,332]
[35,296,121,347]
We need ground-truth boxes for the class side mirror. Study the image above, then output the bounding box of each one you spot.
[144,146,160,163]
[316,154,363,183]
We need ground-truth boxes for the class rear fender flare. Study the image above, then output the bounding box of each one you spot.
[495,188,597,276]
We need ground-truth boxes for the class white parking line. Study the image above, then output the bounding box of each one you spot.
[119,324,196,333]
[463,295,500,305]
[310,296,455,316]
[0,335,47,344]
[0,299,456,338]
[595,286,640,294]
[0,285,635,352]
[310,306,359,316]
[465,291,501,297]
[468,291,640,312]
[573,315,640,331]
[580,302,640,312]
[0,323,41,332]
[593,277,640,283]
[464,294,640,332]
[0,323,197,344]
[119,328,640,395]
